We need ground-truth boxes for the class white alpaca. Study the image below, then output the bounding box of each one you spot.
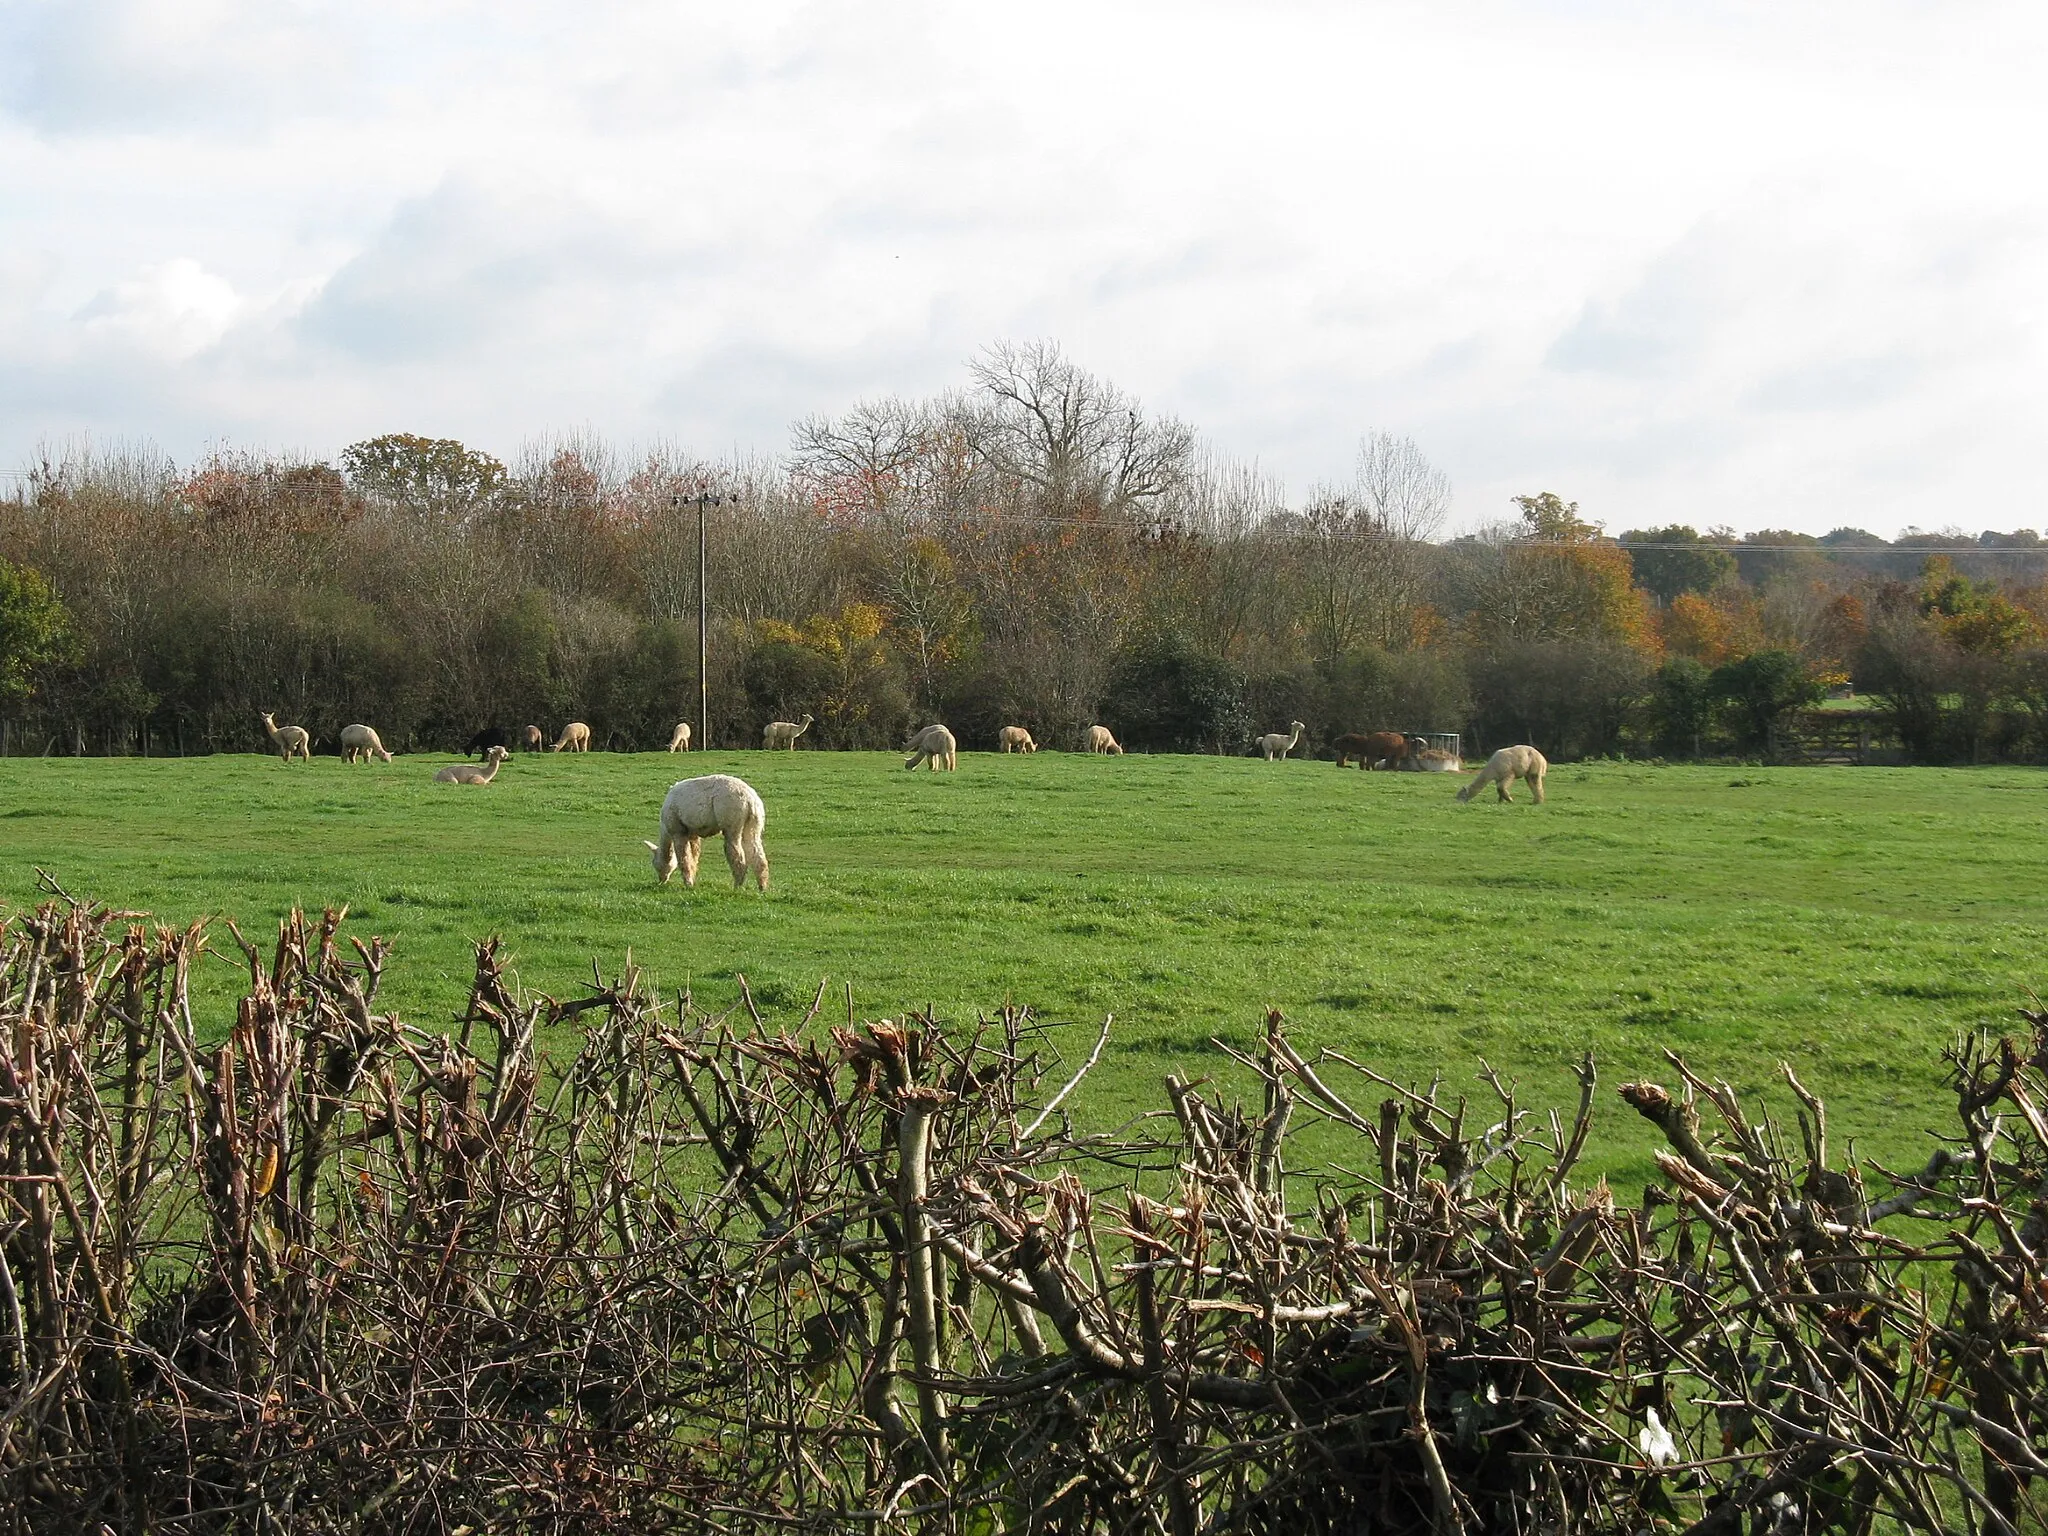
[339,724,393,764]
[1256,720,1306,761]
[997,725,1037,753]
[763,714,814,750]
[436,745,509,784]
[552,722,591,752]
[667,721,693,752]
[1399,749,1463,773]
[644,774,770,891]
[1457,745,1548,803]
[260,711,311,763]
[904,723,957,771]
[1081,725,1123,755]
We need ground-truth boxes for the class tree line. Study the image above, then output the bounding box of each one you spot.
[5,339,2048,763]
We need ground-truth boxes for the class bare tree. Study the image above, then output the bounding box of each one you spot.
[964,340,1196,517]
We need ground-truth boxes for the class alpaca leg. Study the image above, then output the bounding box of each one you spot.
[945,749,956,770]
[681,835,702,888]
[723,829,748,887]
[1496,776,1513,802]
[747,828,770,891]
[1530,769,1545,804]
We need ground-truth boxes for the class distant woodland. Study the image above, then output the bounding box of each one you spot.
[6,342,2048,762]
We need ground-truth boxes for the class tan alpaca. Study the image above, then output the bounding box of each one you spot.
[436,745,509,784]
[260,711,311,763]
[645,774,769,890]
[551,722,591,752]
[1081,725,1123,755]
[904,723,957,771]
[521,725,545,752]
[1399,749,1463,773]
[339,724,393,764]
[1256,720,1305,761]
[1456,745,1547,803]
[763,714,813,750]
[667,721,693,752]
[997,725,1037,753]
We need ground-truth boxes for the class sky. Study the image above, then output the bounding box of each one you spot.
[0,0,2042,537]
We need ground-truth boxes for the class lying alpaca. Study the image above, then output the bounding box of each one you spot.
[762,714,814,750]
[1333,730,1413,770]
[905,723,957,771]
[521,725,545,752]
[1257,720,1306,761]
[667,721,693,752]
[436,745,509,784]
[339,724,393,764]
[645,774,769,891]
[551,722,591,753]
[1081,725,1123,755]
[1398,749,1463,773]
[1457,744,1548,803]
[997,725,1037,753]
[260,711,311,763]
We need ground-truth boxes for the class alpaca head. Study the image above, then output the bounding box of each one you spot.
[261,711,277,730]
[486,745,508,764]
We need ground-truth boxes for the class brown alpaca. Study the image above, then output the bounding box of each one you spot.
[521,725,545,752]
[997,725,1037,753]
[1334,730,1415,770]
[1457,745,1548,803]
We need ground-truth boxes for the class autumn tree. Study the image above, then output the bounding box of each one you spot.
[1471,494,1653,650]
[340,434,505,518]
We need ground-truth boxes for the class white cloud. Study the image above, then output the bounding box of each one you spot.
[1,0,2045,535]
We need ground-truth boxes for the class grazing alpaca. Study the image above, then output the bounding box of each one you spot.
[551,722,591,753]
[521,725,545,752]
[904,724,958,771]
[997,725,1037,754]
[260,711,311,763]
[1334,730,1414,770]
[1256,720,1306,761]
[1457,745,1548,803]
[644,774,770,891]
[667,721,693,752]
[762,714,814,750]
[436,745,509,784]
[1399,749,1463,773]
[339,724,393,764]
[466,726,512,758]
[1081,725,1123,755]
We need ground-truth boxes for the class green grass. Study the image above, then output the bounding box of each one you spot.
[3,749,2043,1184]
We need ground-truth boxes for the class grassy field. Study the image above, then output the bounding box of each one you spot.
[3,748,2043,1183]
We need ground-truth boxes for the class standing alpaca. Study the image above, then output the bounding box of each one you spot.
[1333,730,1413,770]
[645,774,769,890]
[762,714,814,750]
[551,722,591,753]
[997,725,1037,753]
[521,725,545,752]
[1256,721,1306,761]
[466,726,513,758]
[667,721,693,752]
[436,745,509,784]
[904,724,957,771]
[1081,725,1123,755]
[339,724,393,764]
[1457,745,1548,803]
[260,712,311,763]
